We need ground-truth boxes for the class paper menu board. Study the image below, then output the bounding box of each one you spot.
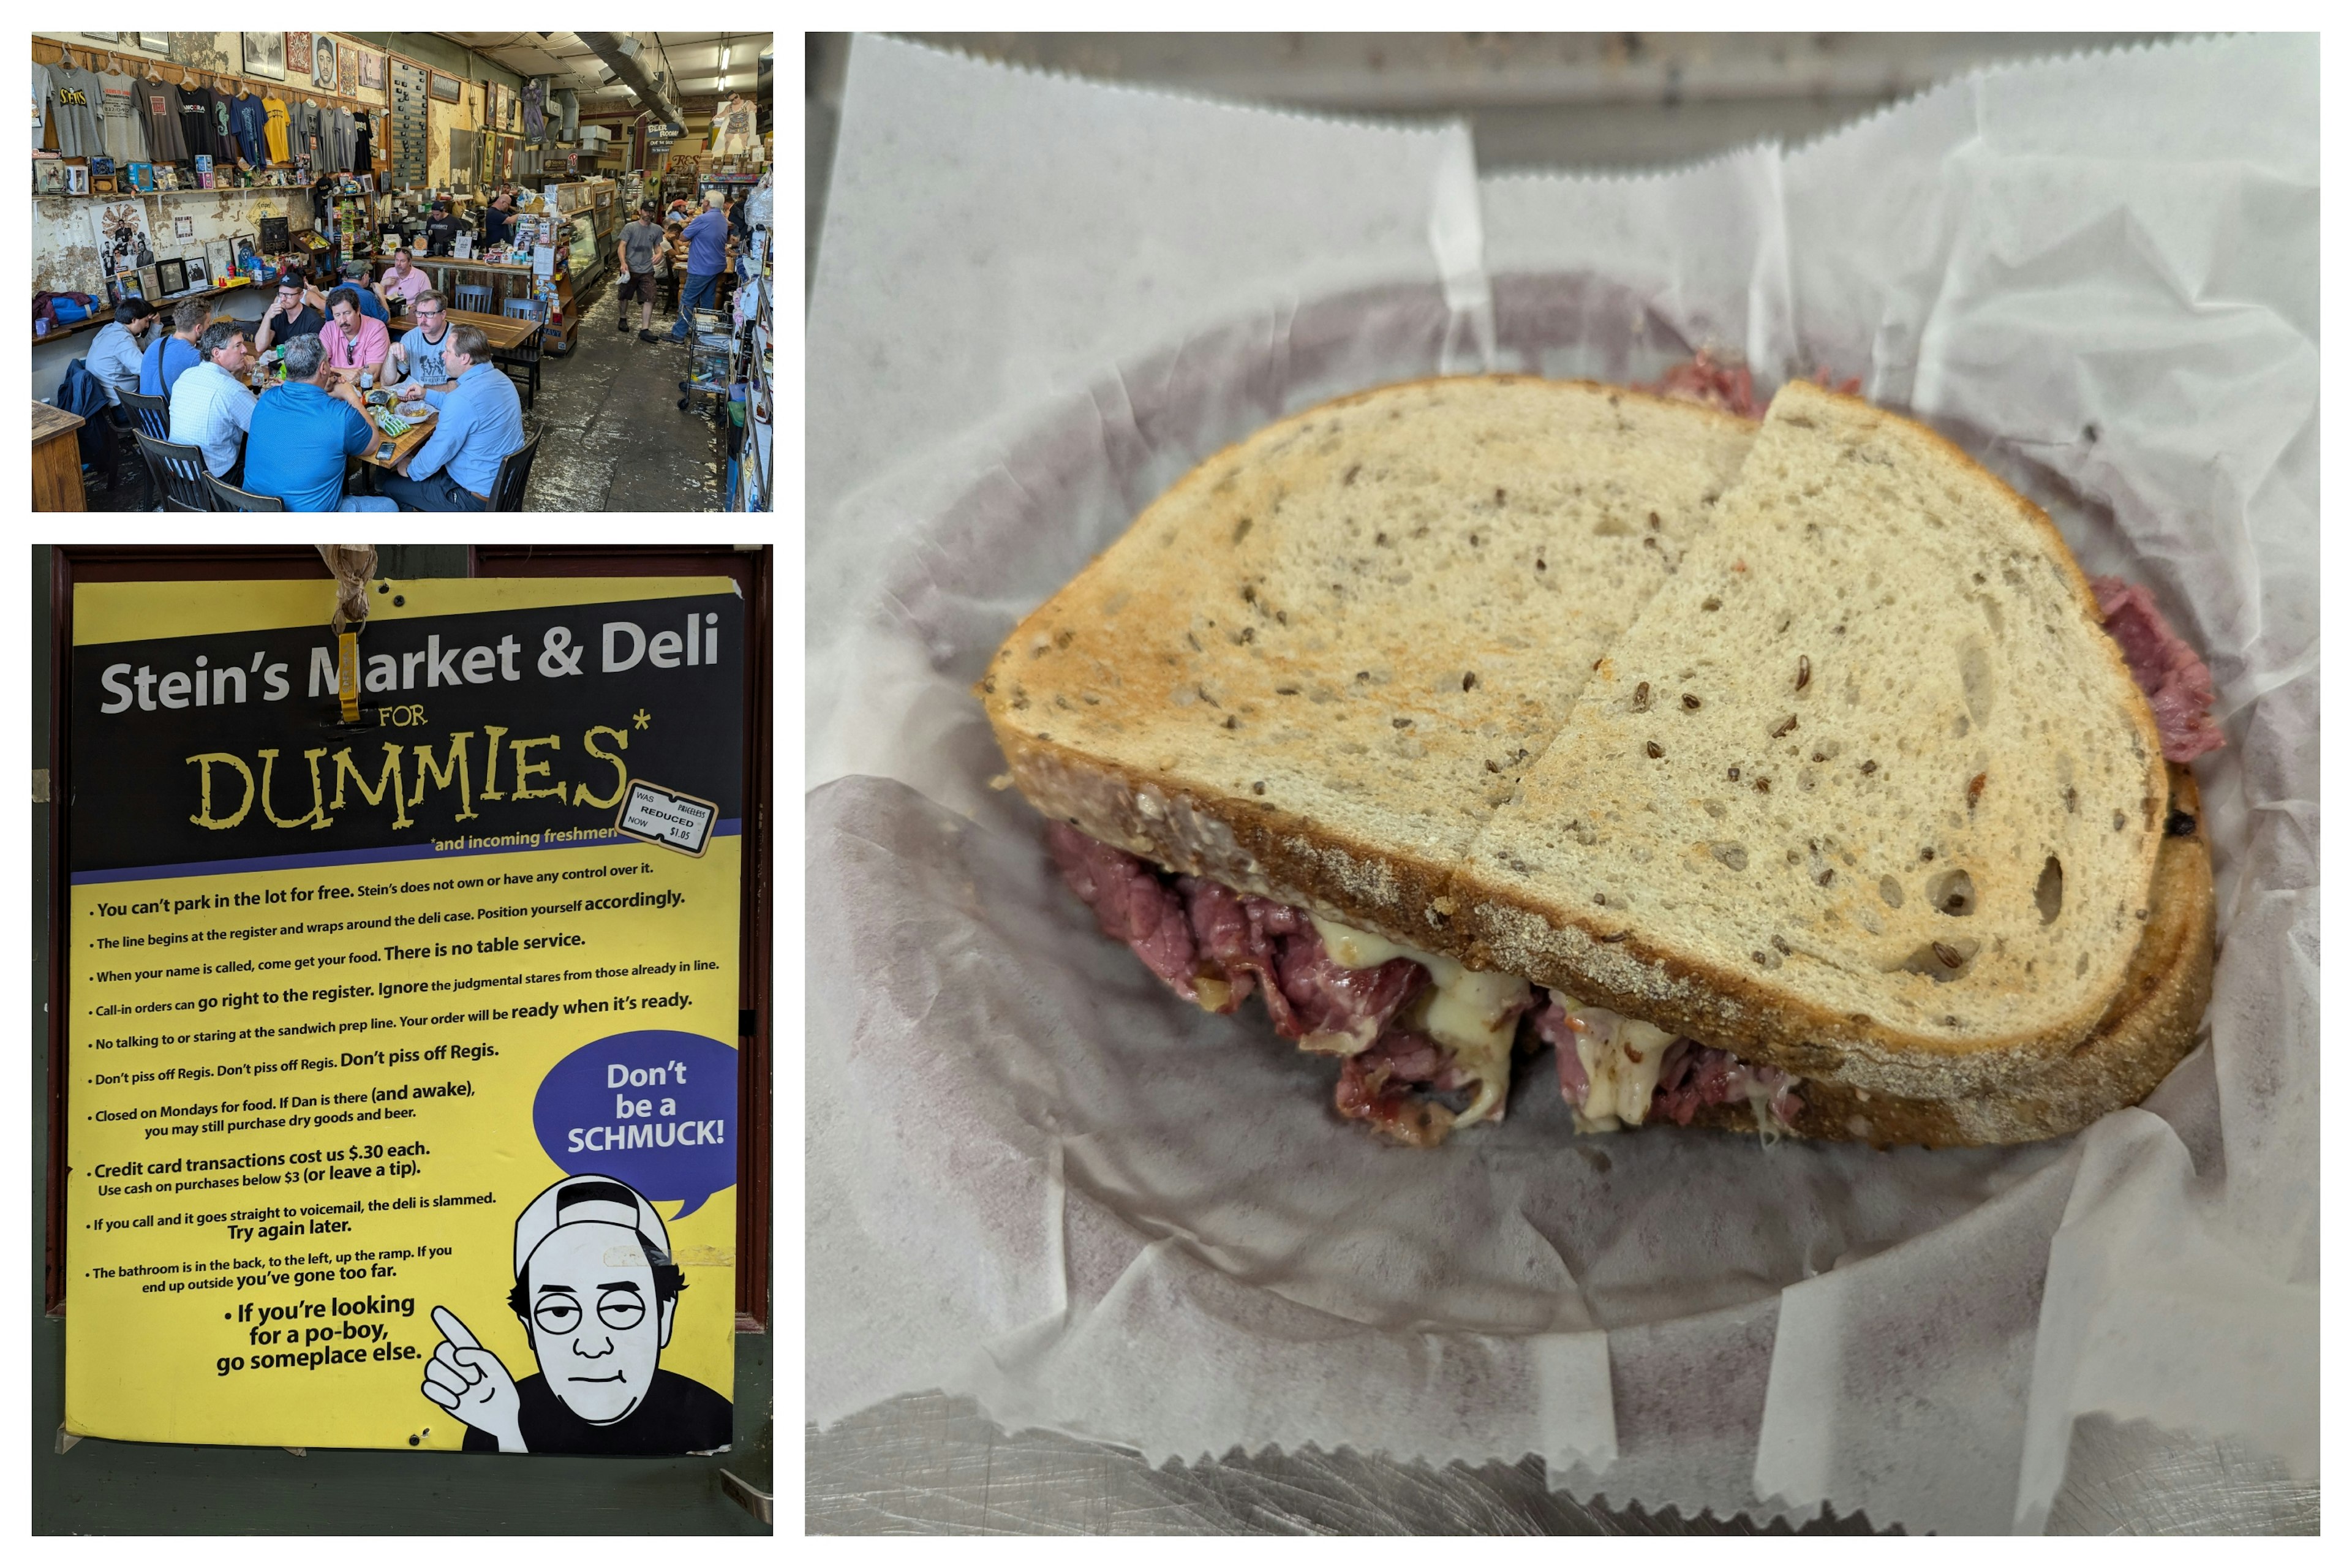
[61,578,747,1455]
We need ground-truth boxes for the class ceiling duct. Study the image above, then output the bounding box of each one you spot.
[576,31,685,132]
[554,88,579,141]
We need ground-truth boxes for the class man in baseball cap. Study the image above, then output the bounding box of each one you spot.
[420,1174,731,1454]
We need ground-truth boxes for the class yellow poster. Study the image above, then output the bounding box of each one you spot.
[64,577,745,1454]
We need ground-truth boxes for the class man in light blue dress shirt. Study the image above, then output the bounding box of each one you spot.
[375,323,524,511]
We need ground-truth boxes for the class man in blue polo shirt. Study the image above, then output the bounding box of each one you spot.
[239,334,397,512]
[663,195,737,344]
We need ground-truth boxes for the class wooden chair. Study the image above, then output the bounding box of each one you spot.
[115,387,172,508]
[133,431,219,511]
[205,474,286,511]
[494,300,547,408]
[118,385,170,440]
[487,427,543,512]
[454,283,492,313]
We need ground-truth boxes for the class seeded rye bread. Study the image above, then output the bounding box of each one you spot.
[982,377,1758,938]
[1457,380,2176,1106]
[983,375,2212,1145]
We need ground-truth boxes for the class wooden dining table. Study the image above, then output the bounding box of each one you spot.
[238,357,438,470]
[385,308,541,352]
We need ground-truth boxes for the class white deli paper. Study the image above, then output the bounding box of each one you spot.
[807,34,2317,1534]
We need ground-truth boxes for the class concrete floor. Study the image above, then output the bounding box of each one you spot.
[80,276,731,512]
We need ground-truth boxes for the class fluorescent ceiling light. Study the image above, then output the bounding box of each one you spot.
[720,46,730,69]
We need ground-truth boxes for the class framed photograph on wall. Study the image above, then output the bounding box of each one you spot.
[205,237,233,282]
[92,197,155,274]
[157,258,187,295]
[429,72,462,104]
[356,50,383,91]
[312,36,337,91]
[284,33,311,77]
[138,34,168,55]
[183,256,209,290]
[242,32,285,81]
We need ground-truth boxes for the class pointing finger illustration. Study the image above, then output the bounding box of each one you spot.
[431,1306,479,1349]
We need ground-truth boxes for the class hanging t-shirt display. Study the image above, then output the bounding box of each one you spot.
[263,96,290,164]
[141,76,188,163]
[230,92,268,168]
[177,85,217,164]
[43,63,104,159]
[352,108,372,172]
[96,72,148,165]
[209,91,235,162]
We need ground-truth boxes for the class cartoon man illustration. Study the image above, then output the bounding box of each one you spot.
[421,1174,731,1454]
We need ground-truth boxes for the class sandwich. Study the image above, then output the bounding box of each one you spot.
[978,373,2219,1148]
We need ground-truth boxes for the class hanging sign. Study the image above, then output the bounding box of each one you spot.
[62,576,745,1455]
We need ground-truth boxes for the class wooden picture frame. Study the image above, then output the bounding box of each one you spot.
[242,32,285,82]
[429,72,462,104]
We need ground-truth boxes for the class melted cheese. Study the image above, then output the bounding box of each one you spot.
[1570,1015,1678,1132]
[1308,916,1529,1126]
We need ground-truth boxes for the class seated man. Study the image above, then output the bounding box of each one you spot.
[337,260,392,323]
[238,333,397,513]
[318,287,391,386]
[86,298,159,419]
[378,323,524,511]
[385,292,456,390]
[165,320,258,486]
[378,247,434,314]
[252,271,326,353]
[139,298,211,401]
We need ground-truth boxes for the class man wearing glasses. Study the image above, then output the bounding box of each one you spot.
[421,1175,732,1455]
[386,291,457,390]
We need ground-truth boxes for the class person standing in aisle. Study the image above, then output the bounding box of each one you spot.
[140,72,189,165]
[481,191,518,249]
[96,68,150,166]
[618,204,666,340]
[664,195,734,344]
[42,54,104,159]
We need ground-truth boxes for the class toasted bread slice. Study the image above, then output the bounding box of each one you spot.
[1675,765,2211,1145]
[1457,380,2173,1101]
[981,375,1758,937]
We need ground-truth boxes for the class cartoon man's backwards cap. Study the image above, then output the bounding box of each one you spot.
[512,1174,672,1276]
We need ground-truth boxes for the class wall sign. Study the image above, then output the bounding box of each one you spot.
[62,578,744,1454]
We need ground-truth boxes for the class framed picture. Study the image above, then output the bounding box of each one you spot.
[357,50,384,91]
[79,32,117,43]
[285,33,311,78]
[312,36,338,91]
[341,44,361,96]
[36,159,67,195]
[429,72,462,104]
[137,265,162,303]
[64,164,89,195]
[242,32,285,81]
[183,257,209,290]
[94,197,155,273]
[206,237,233,282]
[138,34,168,55]
[157,258,187,295]
[173,214,195,240]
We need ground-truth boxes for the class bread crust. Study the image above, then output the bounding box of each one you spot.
[1672,766,2212,1145]
[982,374,2211,1146]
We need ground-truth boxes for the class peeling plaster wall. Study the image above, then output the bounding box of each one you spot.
[34,189,317,297]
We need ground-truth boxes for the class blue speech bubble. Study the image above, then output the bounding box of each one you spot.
[532,1030,739,1218]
